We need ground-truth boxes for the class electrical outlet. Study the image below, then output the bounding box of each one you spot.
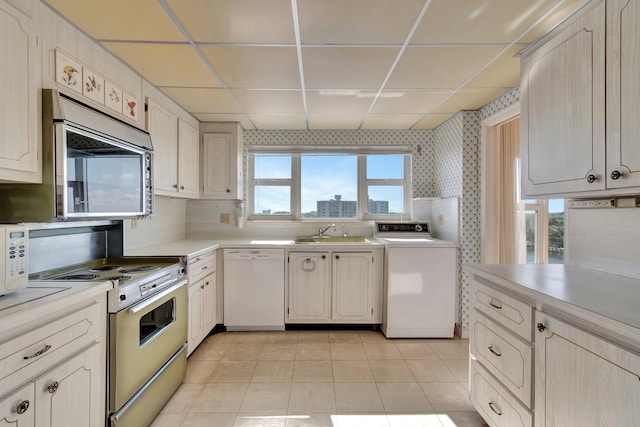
[130,219,138,229]
[220,213,231,224]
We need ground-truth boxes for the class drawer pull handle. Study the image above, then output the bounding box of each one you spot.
[16,400,30,414]
[488,346,502,357]
[24,344,52,360]
[488,402,502,416]
[201,265,208,270]
[488,301,502,309]
[47,381,59,394]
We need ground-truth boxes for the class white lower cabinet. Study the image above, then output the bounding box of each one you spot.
[0,293,107,427]
[287,250,380,323]
[534,312,640,427]
[187,250,217,355]
[470,279,534,427]
[0,383,35,427]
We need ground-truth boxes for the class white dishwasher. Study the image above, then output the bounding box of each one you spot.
[223,248,285,330]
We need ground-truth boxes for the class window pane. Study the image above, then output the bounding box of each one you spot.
[367,154,403,179]
[301,155,357,218]
[254,154,291,179]
[525,210,537,264]
[548,199,564,264]
[367,186,404,214]
[253,186,290,215]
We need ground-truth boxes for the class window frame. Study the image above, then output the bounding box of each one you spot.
[247,145,412,222]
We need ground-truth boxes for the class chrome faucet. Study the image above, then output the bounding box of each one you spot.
[319,223,335,237]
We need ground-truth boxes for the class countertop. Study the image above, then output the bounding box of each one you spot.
[0,280,112,336]
[125,237,385,257]
[464,263,640,350]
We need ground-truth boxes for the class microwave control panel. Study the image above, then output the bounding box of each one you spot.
[1,225,28,294]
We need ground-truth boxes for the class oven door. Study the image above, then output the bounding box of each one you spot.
[109,279,187,412]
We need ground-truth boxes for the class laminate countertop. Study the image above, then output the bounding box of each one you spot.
[464,263,640,351]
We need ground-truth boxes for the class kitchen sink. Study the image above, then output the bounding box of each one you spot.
[294,236,372,244]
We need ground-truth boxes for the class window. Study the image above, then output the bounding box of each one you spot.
[248,147,411,221]
[524,199,564,264]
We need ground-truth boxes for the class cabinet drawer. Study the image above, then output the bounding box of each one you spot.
[473,279,533,341]
[470,359,532,427]
[188,251,216,282]
[0,302,101,383]
[471,310,533,407]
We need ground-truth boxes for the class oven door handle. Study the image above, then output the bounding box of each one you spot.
[128,279,188,314]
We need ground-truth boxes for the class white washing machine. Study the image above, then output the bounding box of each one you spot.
[375,222,458,338]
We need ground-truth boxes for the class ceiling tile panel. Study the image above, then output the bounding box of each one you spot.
[431,88,511,114]
[250,115,308,130]
[297,0,424,44]
[101,43,220,87]
[413,114,455,129]
[387,45,504,89]
[231,90,304,114]
[200,46,301,89]
[195,114,255,129]
[306,90,374,114]
[370,89,452,114]
[308,115,364,130]
[362,114,425,130]
[165,0,295,43]
[412,0,560,44]
[465,46,523,88]
[45,0,186,41]
[159,88,241,113]
[303,47,399,89]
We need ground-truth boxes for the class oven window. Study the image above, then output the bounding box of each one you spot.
[65,129,144,214]
[139,298,175,346]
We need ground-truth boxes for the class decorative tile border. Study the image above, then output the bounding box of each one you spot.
[55,49,138,123]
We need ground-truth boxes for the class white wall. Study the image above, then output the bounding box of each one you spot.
[124,197,187,252]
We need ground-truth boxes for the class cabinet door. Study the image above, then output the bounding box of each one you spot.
[535,312,640,427]
[288,253,330,321]
[607,0,640,188]
[177,119,200,198]
[202,133,234,199]
[521,1,605,197]
[0,0,40,183]
[0,383,35,427]
[35,344,103,427]
[332,252,373,321]
[203,273,217,333]
[187,282,204,355]
[146,99,178,195]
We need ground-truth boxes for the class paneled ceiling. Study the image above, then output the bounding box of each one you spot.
[43,0,588,130]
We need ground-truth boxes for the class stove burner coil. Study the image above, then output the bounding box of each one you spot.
[56,274,100,280]
[104,275,132,282]
[119,266,161,274]
[89,265,121,272]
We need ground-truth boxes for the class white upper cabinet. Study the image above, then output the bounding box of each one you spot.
[0,0,40,183]
[146,98,199,199]
[522,0,640,198]
[201,122,244,200]
[178,119,200,198]
[606,0,640,188]
[521,1,606,197]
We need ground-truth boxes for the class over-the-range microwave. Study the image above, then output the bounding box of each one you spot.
[0,89,154,222]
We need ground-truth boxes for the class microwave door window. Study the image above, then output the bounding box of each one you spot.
[65,130,144,215]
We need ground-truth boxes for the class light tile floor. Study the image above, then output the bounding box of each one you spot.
[152,330,489,427]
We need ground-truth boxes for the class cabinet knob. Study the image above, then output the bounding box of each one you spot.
[226,189,231,193]
[537,322,546,333]
[47,381,59,394]
[16,400,30,414]
[610,170,623,180]
[586,174,597,183]
[173,184,179,189]
[180,185,185,190]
